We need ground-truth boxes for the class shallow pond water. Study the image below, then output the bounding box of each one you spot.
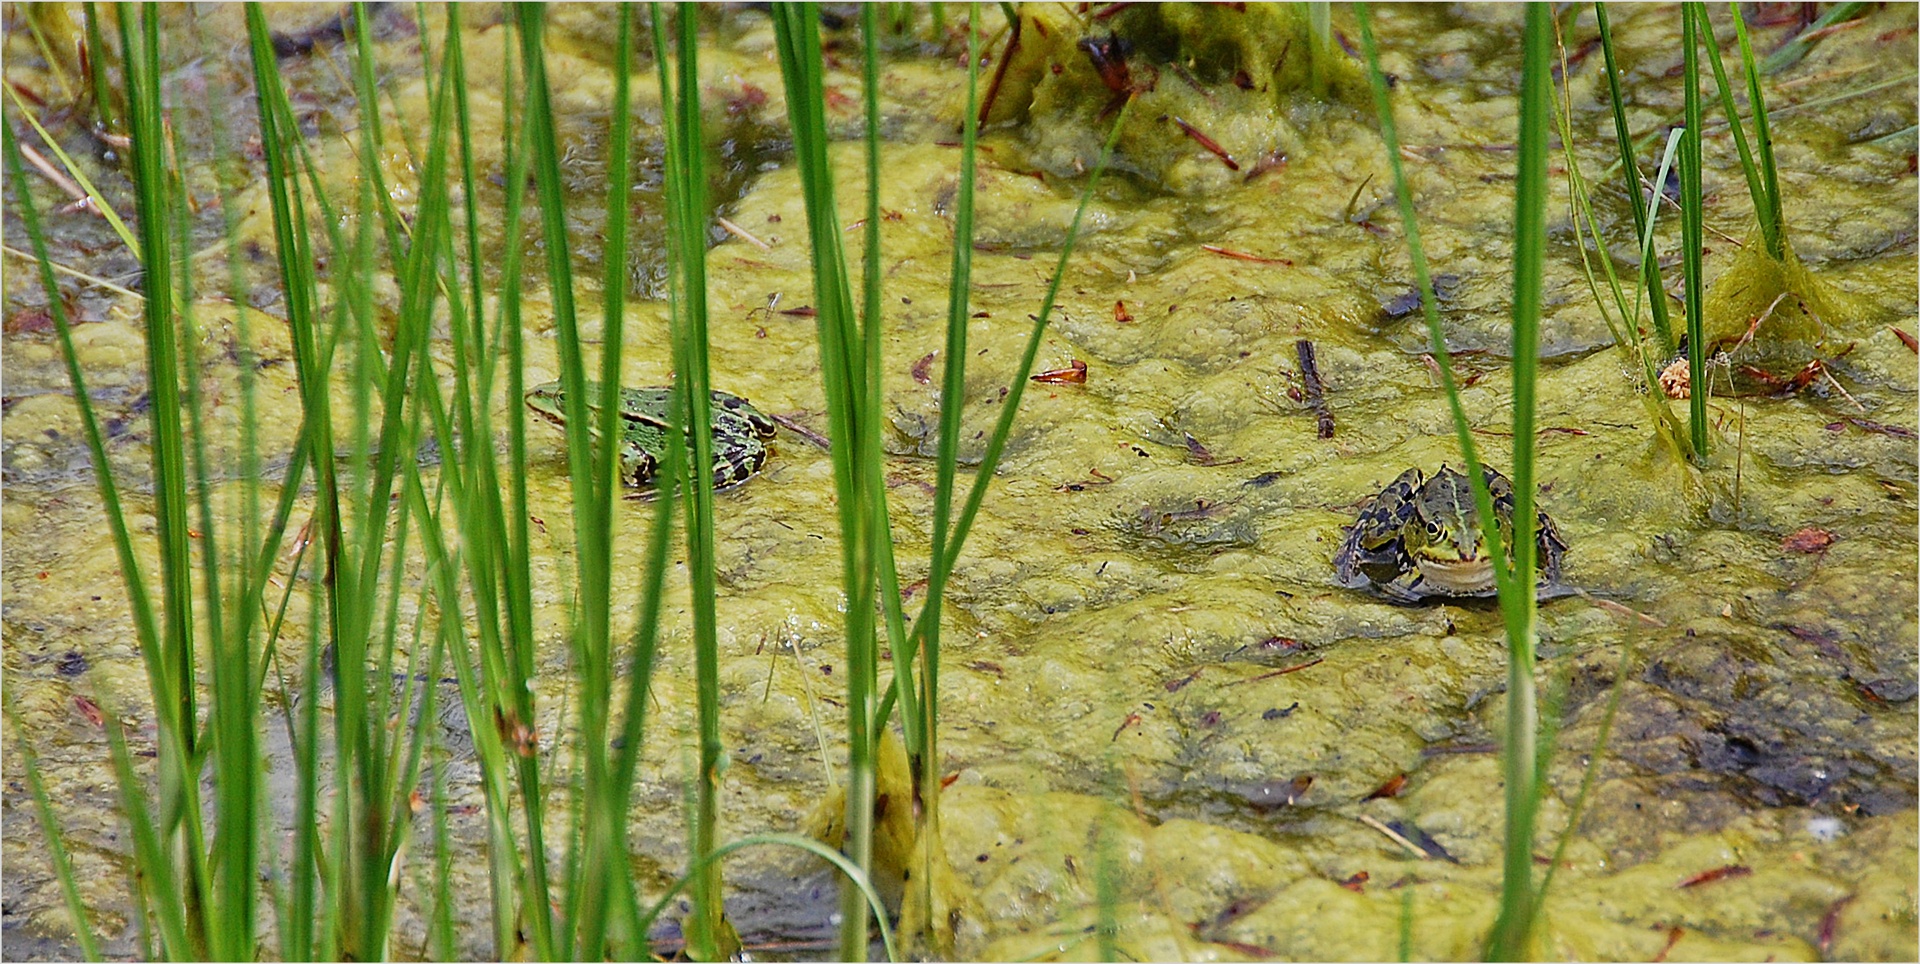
[3,4,1916,960]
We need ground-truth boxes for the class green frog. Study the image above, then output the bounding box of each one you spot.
[1335,464,1567,604]
[524,381,777,490]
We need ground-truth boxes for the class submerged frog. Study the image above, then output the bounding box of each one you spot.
[524,381,777,490]
[1335,464,1568,604]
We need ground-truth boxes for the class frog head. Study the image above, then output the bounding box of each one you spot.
[524,381,573,430]
[524,380,617,438]
[1403,464,1500,594]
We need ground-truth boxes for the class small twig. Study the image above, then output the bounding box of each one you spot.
[768,412,831,449]
[1342,172,1375,221]
[784,629,836,790]
[0,244,145,300]
[17,142,88,205]
[1772,62,1873,91]
[716,216,772,252]
[1200,244,1291,266]
[1651,926,1685,963]
[1295,339,1334,439]
[1822,368,1866,412]
[1357,813,1429,860]
[1575,589,1666,628]
[1169,116,1238,171]
[1844,416,1917,441]
[1225,657,1323,686]
[1735,394,1745,514]
[978,7,1023,127]
[1729,291,1795,355]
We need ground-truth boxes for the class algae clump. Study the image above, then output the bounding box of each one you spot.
[1702,225,1880,374]
[972,3,1369,196]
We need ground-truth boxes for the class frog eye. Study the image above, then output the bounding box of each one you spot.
[1425,521,1441,539]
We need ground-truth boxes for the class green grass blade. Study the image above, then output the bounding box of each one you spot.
[1356,6,1547,954]
[1560,52,1691,454]
[1636,132,1686,352]
[675,4,731,955]
[2,82,141,259]
[652,5,737,957]
[912,5,982,940]
[101,707,193,957]
[769,5,881,957]
[164,103,258,964]
[1680,6,1710,459]
[1,113,170,786]
[1484,8,1551,957]
[572,6,637,957]
[860,5,918,772]
[81,3,118,130]
[118,0,195,767]
[511,9,593,955]
[347,33,460,955]
[405,469,529,960]
[1692,3,1779,260]
[348,2,413,274]
[879,74,1138,761]
[603,29,682,927]
[241,10,352,948]
[922,92,1135,615]
[1728,4,1784,258]
[116,6,216,952]
[436,20,544,953]
[1594,2,1674,357]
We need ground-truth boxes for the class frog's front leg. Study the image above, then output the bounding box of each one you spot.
[1376,573,1431,606]
[1335,468,1423,588]
[619,439,659,488]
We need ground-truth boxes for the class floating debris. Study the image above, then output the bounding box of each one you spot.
[1031,359,1088,384]
[1364,773,1408,800]
[1295,338,1334,439]
[1781,527,1837,554]
[1676,864,1752,888]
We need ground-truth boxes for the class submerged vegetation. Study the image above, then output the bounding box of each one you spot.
[2,3,1914,961]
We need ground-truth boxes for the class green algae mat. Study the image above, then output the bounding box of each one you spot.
[3,4,1915,960]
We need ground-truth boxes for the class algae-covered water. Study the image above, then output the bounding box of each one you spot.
[3,4,1916,960]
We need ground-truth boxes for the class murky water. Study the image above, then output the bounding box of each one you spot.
[4,4,1916,960]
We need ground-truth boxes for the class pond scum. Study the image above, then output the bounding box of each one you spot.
[2,4,1915,961]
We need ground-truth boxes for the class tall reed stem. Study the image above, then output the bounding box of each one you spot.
[1486,8,1551,957]
[1680,5,1711,459]
[1356,5,1548,955]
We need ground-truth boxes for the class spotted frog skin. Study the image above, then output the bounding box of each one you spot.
[524,381,776,490]
[1334,464,1567,604]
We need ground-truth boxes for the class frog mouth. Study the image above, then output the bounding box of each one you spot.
[1414,555,1496,593]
